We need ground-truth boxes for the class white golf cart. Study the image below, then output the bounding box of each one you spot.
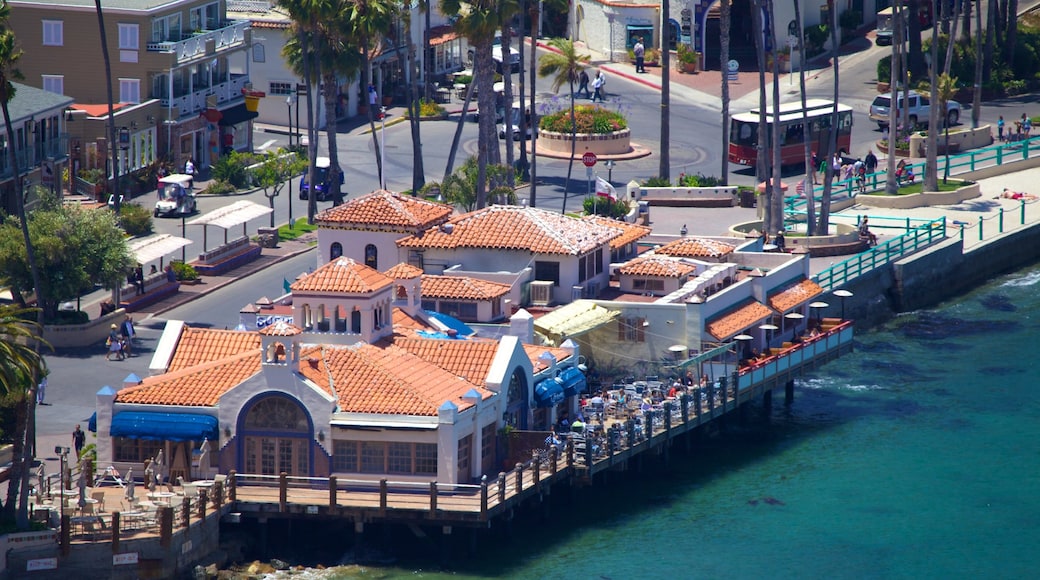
[154,173,197,217]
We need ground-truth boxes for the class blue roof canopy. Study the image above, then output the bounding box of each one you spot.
[534,378,565,408]
[88,412,97,433]
[424,310,475,337]
[558,366,587,397]
[109,411,218,442]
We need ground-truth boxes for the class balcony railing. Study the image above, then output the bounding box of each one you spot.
[0,134,70,182]
[159,74,248,116]
[146,20,249,64]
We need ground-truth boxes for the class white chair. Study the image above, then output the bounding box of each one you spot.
[91,490,105,512]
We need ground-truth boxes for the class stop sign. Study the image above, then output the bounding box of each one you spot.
[582,151,598,167]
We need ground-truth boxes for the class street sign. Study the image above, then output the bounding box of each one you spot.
[582,151,598,167]
[586,166,594,179]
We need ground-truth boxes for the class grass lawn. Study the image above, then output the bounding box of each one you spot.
[278,219,317,241]
[867,179,968,195]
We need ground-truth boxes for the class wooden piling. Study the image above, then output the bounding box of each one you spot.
[429,481,438,513]
[279,472,288,512]
[329,475,337,508]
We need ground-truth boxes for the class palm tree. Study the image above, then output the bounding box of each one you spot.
[93,0,121,215]
[538,38,590,214]
[0,2,47,529]
[885,0,903,195]
[924,5,940,193]
[793,0,815,236]
[768,1,783,237]
[719,0,731,186]
[498,0,521,185]
[0,305,47,528]
[348,0,394,189]
[750,0,770,228]
[515,0,530,182]
[442,0,502,208]
[528,1,541,206]
[816,0,842,234]
[658,0,670,182]
[280,0,322,221]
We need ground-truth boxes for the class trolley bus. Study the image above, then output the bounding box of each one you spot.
[728,99,854,167]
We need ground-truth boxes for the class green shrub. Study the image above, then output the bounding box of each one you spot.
[171,261,199,281]
[211,152,249,188]
[118,203,153,236]
[77,168,105,184]
[805,25,829,56]
[202,180,236,195]
[583,197,629,219]
[877,55,891,84]
[539,105,627,134]
[642,176,671,187]
[417,99,446,117]
[52,309,89,325]
[677,172,721,187]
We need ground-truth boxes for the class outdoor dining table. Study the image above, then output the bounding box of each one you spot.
[147,491,176,506]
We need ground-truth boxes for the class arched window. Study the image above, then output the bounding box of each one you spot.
[330,242,343,260]
[252,43,265,63]
[244,397,308,431]
[365,244,377,269]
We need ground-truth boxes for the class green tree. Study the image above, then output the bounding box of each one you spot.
[0,0,46,529]
[719,0,731,186]
[0,304,48,527]
[497,0,520,184]
[538,38,590,214]
[253,150,308,227]
[0,193,134,322]
[441,156,514,211]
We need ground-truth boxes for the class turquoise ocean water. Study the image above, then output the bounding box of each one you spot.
[261,266,1040,579]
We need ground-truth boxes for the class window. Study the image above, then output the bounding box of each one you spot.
[41,76,63,95]
[330,242,343,260]
[190,2,220,31]
[269,81,293,96]
[118,23,139,50]
[617,317,646,342]
[113,437,163,463]
[437,301,477,321]
[633,279,665,291]
[333,440,437,475]
[253,43,266,63]
[579,255,588,283]
[42,21,63,46]
[595,249,604,275]
[152,14,182,43]
[365,244,377,270]
[119,79,141,104]
[534,261,560,286]
[457,434,472,481]
[244,397,308,431]
[407,250,424,269]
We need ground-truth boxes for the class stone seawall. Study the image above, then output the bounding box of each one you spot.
[835,224,1040,327]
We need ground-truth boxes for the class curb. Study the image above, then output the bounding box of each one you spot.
[148,242,316,318]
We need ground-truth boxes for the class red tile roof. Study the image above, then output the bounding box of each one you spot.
[166,327,261,372]
[397,206,621,255]
[117,351,261,407]
[383,262,424,279]
[584,216,652,250]
[315,190,452,230]
[290,257,394,294]
[393,337,501,385]
[521,344,573,372]
[768,279,824,312]
[322,343,494,415]
[391,308,435,334]
[421,275,511,301]
[258,321,304,336]
[656,237,736,259]
[618,256,698,278]
[705,301,775,341]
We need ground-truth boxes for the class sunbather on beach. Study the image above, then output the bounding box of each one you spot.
[1000,188,1038,200]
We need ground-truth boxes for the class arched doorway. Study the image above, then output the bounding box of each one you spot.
[504,369,528,430]
[238,394,313,476]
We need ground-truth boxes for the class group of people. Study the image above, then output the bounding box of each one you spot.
[811,149,879,188]
[997,114,1033,142]
[105,314,136,361]
[576,69,608,102]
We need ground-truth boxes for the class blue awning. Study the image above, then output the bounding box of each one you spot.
[558,366,587,397]
[424,310,475,337]
[534,378,565,408]
[88,412,97,433]
[110,411,218,442]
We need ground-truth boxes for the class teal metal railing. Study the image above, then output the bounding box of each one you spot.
[814,217,947,291]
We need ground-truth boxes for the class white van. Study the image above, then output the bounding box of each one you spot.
[498,102,536,141]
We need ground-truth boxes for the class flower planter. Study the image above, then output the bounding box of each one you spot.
[677,61,697,74]
[538,128,632,156]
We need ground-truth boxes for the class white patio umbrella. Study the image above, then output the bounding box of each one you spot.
[124,467,135,500]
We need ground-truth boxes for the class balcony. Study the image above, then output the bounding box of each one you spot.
[146,20,249,65]
[160,74,249,117]
[0,134,70,182]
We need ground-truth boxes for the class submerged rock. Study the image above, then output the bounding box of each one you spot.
[979,293,1017,312]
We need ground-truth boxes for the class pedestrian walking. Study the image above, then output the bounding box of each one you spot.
[633,37,646,73]
[73,424,86,458]
[578,69,590,99]
[592,71,606,103]
[120,315,136,358]
[37,375,47,405]
[997,115,1005,142]
[106,324,124,361]
[184,157,196,188]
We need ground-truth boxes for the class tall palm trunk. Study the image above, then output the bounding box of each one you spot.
[719,0,731,186]
[659,0,670,181]
[972,0,982,128]
[768,1,783,236]
[424,2,432,101]
[886,0,903,194]
[562,77,576,214]
[393,21,425,194]
[0,98,43,529]
[516,0,530,182]
[751,0,770,228]
[362,44,383,188]
[791,0,815,236]
[322,70,344,204]
[445,81,476,177]
[983,0,996,82]
[474,41,496,207]
[501,23,515,184]
[925,5,940,192]
[301,29,318,222]
[95,0,120,215]
[528,6,539,206]
[817,2,841,234]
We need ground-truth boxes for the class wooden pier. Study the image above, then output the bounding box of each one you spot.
[227,322,854,529]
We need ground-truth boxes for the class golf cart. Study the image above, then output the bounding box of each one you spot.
[498,101,536,140]
[299,156,345,201]
[154,173,197,217]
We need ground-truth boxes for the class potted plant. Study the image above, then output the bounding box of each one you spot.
[676,43,698,74]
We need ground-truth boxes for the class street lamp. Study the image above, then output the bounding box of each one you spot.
[286,95,294,149]
[833,289,854,320]
[54,446,70,532]
[117,126,130,213]
[603,159,616,184]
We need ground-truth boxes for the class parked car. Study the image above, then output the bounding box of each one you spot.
[299,157,345,202]
[467,32,520,74]
[869,91,961,129]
